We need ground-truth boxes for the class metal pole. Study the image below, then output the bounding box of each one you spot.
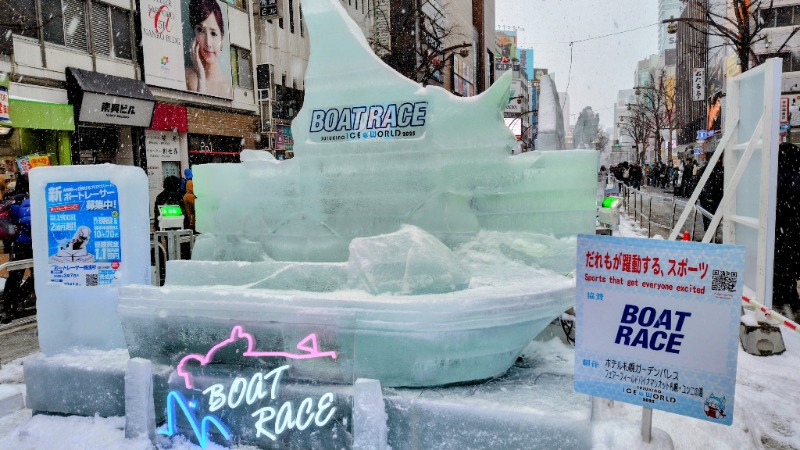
[647,197,653,238]
[641,407,653,443]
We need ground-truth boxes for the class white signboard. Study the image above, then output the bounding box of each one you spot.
[692,68,706,102]
[145,130,181,215]
[141,0,187,90]
[78,93,155,127]
[141,0,233,99]
[575,235,745,425]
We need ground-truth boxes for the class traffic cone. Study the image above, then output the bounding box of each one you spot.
[683,231,690,242]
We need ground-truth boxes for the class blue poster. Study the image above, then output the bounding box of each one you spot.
[46,181,121,287]
[574,235,745,425]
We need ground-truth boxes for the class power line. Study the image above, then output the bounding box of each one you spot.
[517,22,659,47]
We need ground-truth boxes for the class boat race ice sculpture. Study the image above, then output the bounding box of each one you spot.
[118,0,599,388]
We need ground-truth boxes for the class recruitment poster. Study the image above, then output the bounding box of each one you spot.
[46,181,122,287]
[574,235,744,425]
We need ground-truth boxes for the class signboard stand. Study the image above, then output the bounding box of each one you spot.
[641,407,652,443]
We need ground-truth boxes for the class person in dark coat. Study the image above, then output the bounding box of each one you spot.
[153,176,187,231]
[680,158,695,197]
[699,153,724,236]
[773,143,800,317]
[1,174,33,323]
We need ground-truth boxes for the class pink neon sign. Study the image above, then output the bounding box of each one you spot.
[177,326,338,389]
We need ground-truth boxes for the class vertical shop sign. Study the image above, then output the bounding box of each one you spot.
[574,235,744,425]
[46,181,122,287]
[692,68,705,101]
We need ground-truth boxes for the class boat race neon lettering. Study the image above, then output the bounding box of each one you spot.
[251,392,337,441]
[614,304,692,354]
[203,365,290,412]
[163,326,340,446]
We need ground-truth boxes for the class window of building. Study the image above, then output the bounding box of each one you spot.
[230,47,253,89]
[90,3,131,59]
[289,0,295,33]
[761,6,800,28]
[63,0,89,51]
[41,0,65,45]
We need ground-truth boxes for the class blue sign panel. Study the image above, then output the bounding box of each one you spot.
[46,181,121,287]
[697,130,708,140]
[575,235,744,425]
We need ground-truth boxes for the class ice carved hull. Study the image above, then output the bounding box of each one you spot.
[118,281,573,387]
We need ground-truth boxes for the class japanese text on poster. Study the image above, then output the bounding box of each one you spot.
[46,181,122,287]
[574,235,744,425]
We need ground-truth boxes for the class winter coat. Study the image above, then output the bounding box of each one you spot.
[154,176,187,230]
[11,196,32,244]
[699,162,724,216]
[183,180,196,231]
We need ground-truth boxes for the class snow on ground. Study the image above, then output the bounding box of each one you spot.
[0,211,798,449]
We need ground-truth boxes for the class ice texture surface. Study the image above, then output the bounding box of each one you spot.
[30,165,151,355]
[124,358,156,442]
[535,74,567,150]
[192,0,597,263]
[353,379,388,450]
[120,0,597,388]
[347,225,471,295]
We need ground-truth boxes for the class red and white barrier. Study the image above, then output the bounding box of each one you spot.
[742,296,799,333]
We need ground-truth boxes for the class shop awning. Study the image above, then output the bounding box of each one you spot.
[9,98,75,131]
[151,103,188,133]
[66,67,155,128]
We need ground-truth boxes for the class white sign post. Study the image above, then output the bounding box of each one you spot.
[575,235,745,437]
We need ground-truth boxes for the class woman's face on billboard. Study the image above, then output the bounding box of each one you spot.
[194,14,222,66]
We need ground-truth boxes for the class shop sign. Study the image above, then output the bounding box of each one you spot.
[692,68,705,101]
[781,97,790,123]
[146,130,181,160]
[159,325,348,447]
[17,155,51,174]
[575,235,744,425]
[275,124,294,152]
[259,0,278,17]
[0,80,10,127]
[46,181,122,287]
[308,101,428,143]
[79,93,155,127]
[141,0,233,99]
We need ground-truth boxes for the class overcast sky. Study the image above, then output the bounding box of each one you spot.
[496,0,660,129]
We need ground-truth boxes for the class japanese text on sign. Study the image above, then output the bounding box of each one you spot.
[575,235,744,426]
[46,181,122,287]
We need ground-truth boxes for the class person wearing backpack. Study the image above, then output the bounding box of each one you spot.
[1,174,33,323]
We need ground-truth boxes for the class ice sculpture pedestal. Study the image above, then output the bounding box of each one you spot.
[20,343,591,449]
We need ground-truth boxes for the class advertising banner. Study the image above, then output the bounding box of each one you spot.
[575,235,745,425]
[141,0,233,99]
[496,30,517,61]
[46,181,122,287]
[307,102,428,143]
[17,155,51,175]
[0,74,10,127]
[275,124,294,153]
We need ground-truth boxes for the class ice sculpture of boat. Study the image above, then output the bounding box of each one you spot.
[118,0,597,387]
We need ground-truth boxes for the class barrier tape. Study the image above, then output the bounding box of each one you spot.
[741,296,799,333]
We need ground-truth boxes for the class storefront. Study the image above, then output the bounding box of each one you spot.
[5,98,75,167]
[186,107,259,165]
[65,68,155,167]
[146,103,189,215]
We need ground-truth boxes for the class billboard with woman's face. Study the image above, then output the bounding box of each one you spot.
[141,0,233,99]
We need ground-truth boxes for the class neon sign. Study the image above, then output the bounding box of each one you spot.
[162,326,340,447]
[177,325,337,389]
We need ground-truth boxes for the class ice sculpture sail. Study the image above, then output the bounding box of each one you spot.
[191,0,596,262]
[119,0,599,388]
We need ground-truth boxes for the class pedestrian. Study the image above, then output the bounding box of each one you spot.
[681,158,694,197]
[699,152,724,237]
[180,167,193,194]
[1,174,33,323]
[772,143,800,318]
[183,179,197,232]
[154,175,187,231]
